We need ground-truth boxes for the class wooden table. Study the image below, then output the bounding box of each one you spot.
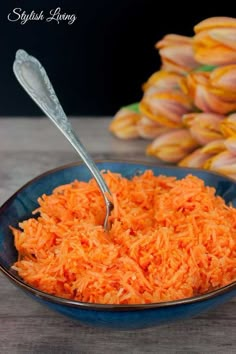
[0,118,235,354]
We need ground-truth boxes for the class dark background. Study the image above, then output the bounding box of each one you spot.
[0,1,235,116]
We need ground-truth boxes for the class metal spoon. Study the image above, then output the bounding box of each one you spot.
[13,49,113,231]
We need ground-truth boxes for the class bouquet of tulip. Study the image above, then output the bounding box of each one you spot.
[109,17,236,180]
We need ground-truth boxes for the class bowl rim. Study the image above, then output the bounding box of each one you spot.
[1,159,236,311]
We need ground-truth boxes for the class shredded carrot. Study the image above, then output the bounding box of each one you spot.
[11,171,236,304]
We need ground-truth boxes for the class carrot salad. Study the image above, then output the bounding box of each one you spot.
[11,171,236,304]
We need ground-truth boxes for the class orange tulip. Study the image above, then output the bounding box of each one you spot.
[183,71,236,114]
[204,151,236,179]
[183,112,224,145]
[109,108,141,139]
[156,34,199,74]
[146,129,199,163]
[210,65,236,96]
[143,70,183,95]
[220,113,236,137]
[137,117,172,139]
[179,139,226,168]
[140,90,193,127]
[193,17,236,65]
[201,139,226,154]
[178,148,213,168]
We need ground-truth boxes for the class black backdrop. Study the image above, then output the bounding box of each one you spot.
[0,1,235,116]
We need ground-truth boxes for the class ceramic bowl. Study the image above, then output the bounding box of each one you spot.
[0,161,236,330]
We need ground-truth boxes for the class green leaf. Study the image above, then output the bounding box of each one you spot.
[194,65,217,73]
[122,102,140,113]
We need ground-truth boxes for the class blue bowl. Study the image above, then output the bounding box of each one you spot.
[1,161,236,330]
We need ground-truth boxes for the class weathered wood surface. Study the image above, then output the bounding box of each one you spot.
[0,118,235,354]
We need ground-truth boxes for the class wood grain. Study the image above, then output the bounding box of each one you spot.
[0,118,235,354]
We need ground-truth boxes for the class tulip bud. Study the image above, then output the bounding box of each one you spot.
[146,129,199,163]
[179,139,226,168]
[137,117,172,139]
[204,151,236,179]
[156,34,199,74]
[183,71,236,114]
[183,113,224,145]
[210,65,236,97]
[109,108,141,139]
[140,91,193,128]
[178,148,212,168]
[143,71,183,94]
[201,139,226,154]
[193,17,236,66]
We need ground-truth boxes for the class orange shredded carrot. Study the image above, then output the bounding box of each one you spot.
[11,171,236,304]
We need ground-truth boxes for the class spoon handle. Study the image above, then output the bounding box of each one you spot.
[13,49,113,210]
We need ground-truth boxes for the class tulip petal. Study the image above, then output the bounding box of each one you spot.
[224,137,236,155]
[183,112,224,127]
[140,91,193,127]
[137,117,172,139]
[190,128,223,145]
[146,129,199,163]
[143,71,182,93]
[201,139,226,154]
[184,71,236,114]
[193,30,236,65]
[195,83,236,114]
[187,113,224,145]
[160,61,192,75]
[178,148,212,168]
[159,45,199,73]
[194,17,236,33]
[220,113,236,137]
[210,29,236,50]
[182,113,197,127]
[156,34,193,48]
[147,145,190,163]
[204,151,236,178]
[210,65,236,93]
[183,72,209,100]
